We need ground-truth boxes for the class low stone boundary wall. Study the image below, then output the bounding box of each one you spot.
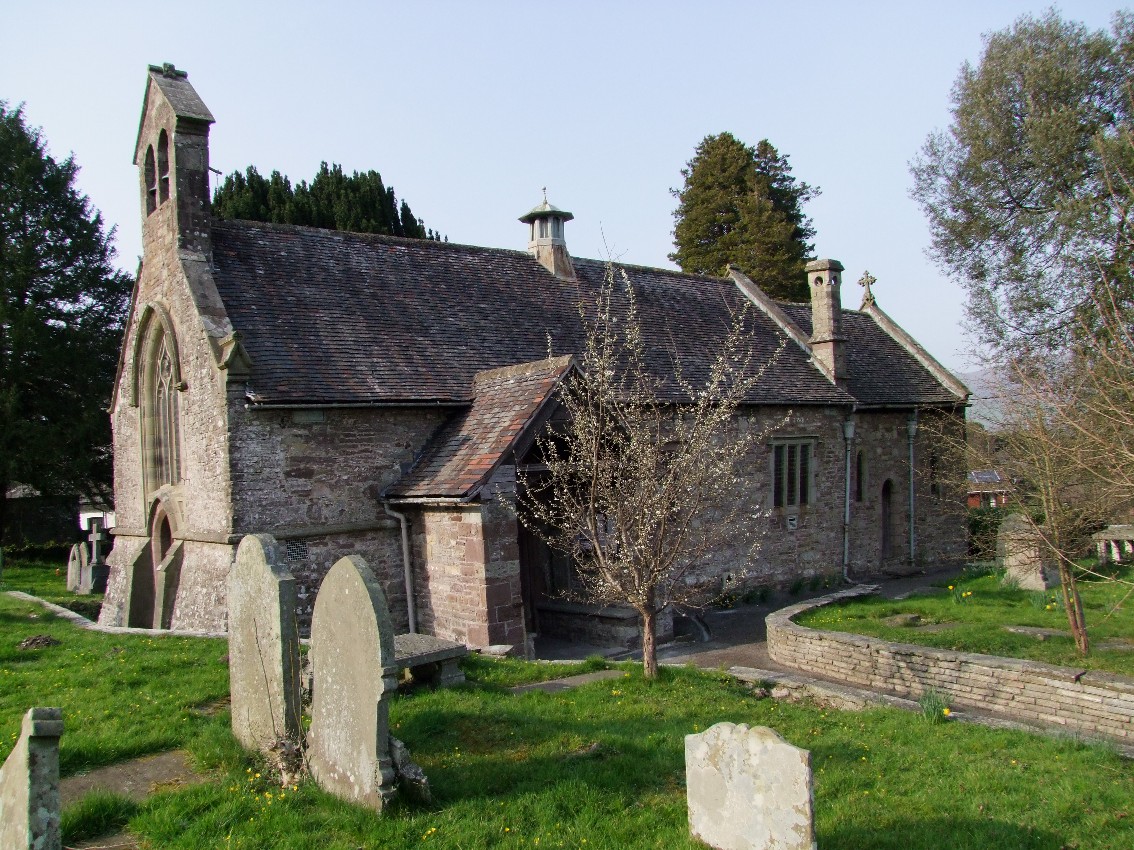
[766,587,1134,745]
[5,592,226,638]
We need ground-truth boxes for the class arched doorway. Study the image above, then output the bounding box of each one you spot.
[880,479,894,560]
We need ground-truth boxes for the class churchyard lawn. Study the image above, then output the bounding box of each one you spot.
[796,563,1134,677]
[1,562,1132,849]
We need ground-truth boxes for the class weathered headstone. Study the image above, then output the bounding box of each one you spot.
[66,543,90,594]
[998,513,1058,591]
[87,518,110,594]
[228,534,302,753]
[307,555,399,809]
[0,707,64,850]
[685,722,816,850]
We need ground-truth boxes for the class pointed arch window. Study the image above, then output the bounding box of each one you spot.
[144,145,157,215]
[157,130,170,204]
[137,310,183,494]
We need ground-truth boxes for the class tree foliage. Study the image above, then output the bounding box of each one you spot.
[911,10,1134,354]
[671,133,818,301]
[212,162,444,240]
[0,103,132,541]
[518,264,783,677]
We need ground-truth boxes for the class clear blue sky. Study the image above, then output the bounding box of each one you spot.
[2,1,1124,374]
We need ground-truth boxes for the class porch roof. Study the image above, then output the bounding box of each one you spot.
[386,356,573,501]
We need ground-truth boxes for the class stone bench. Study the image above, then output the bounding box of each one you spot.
[394,633,468,687]
[1093,524,1134,564]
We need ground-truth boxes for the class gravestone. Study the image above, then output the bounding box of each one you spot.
[87,518,110,594]
[0,707,64,850]
[228,534,302,753]
[998,513,1058,591]
[307,554,398,809]
[66,543,89,594]
[686,722,815,850]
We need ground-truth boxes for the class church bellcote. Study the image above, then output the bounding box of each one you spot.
[134,64,215,256]
[519,192,575,279]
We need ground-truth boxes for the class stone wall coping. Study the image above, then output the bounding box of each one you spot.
[24,706,64,738]
[767,587,1134,696]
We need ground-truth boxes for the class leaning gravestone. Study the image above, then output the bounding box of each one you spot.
[307,555,398,810]
[66,543,89,594]
[228,534,302,753]
[686,722,816,850]
[998,513,1058,591]
[0,707,64,850]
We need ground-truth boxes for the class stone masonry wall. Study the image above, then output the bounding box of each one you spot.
[103,89,236,629]
[699,406,964,595]
[227,404,447,634]
[767,590,1134,744]
[411,501,527,649]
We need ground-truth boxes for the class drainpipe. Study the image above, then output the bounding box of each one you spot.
[842,416,856,582]
[907,410,918,568]
[383,502,416,633]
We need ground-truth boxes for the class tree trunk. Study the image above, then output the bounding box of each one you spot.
[640,607,658,679]
[1057,559,1090,656]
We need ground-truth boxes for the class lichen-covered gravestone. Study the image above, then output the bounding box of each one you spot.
[0,707,64,850]
[228,534,302,753]
[998,513,1058,591]
[307,555,398,809]
[685,722,816,850]
[66,543,89,594]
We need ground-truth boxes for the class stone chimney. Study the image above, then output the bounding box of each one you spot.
[806,258,846,385]
[519,193,575,279]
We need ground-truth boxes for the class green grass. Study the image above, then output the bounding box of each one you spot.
[61,789,139,844]
[0,592,229,774]
[797,563,1134,676]
[129,667,1132,850]
[5,576,1133,849]
[0,556,103,620]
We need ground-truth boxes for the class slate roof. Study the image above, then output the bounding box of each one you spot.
[778,304,961,406]
[388,356,574,500]
[209,220,855,407]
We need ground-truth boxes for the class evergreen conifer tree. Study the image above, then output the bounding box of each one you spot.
[212,162,440,240]
[0,103,132,541]
[671,133,818,301]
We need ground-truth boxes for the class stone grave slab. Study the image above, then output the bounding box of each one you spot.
[686,721,815,850]
[394,632,468,686]
[307,554,398,810]
[228,534,302,753]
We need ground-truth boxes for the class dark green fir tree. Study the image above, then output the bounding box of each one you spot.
[212,162,442,240]
[670,133,818,301]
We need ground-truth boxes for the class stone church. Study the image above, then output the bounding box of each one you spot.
[99,65,969,649]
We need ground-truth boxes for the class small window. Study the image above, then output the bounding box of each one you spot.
[773,440,813,508]
[157,130,170,203]
[144,145,157,215]
[539,219,548,238]
[929,451,941,498]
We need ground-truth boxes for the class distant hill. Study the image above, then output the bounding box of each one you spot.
[958,368,1007,427]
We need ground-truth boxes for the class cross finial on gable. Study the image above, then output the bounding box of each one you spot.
[148,62,189,79]
[858,271,877,308]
